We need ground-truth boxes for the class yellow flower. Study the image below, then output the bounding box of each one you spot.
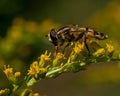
[0,89,5,94]
[55,52,65,59]
[3,65,21,83]
[67,42,84,62]
[39,51,51,67]
[106,43,114,53]
[93,48,105,57]
[14,72,21,78]
[0,89,9,95]
[28,61,40,78]
[53,52,66,66]
[3,65,13,76]
[28,61,46,78]
[73,42,84,54]
[40,50,51,61]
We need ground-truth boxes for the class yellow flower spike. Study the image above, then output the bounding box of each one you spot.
[39,50,51,67]
[93,48,105,57]
[73,42,84,54]
[3,65,13,76]
[14,72,21,78]
[106,42,115,54]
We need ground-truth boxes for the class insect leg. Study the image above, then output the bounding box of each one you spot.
[62,42,73,53]
[54,40,64,54]
[55,46,59,52]
[84,37,90,56]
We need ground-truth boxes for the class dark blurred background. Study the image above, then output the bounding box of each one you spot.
[0,0,120,96]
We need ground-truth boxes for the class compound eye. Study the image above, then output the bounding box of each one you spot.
[49,29,58,46]
[50,29,57,38]
[48,29,56,42]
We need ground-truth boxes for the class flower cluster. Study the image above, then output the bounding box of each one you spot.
[28,61,47,79]
[52,52,66,67]
[68,42,84,62]
[0,89,10,96]
[3,65,21,84]
[2,40,119,96]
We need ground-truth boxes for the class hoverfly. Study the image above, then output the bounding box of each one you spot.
[47,24,108,55]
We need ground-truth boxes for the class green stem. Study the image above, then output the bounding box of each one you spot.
[46,67,62,78]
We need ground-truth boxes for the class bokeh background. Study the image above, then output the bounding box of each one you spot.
[0,0,120,96]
